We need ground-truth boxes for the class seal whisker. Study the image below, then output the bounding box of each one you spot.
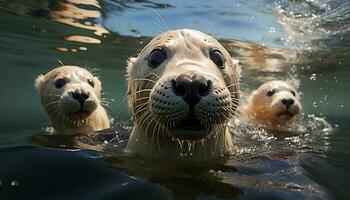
[131,103,150,120]
[133,98,150,108]
[50,108,61,120]
[154,121,162,153]
[134,78,158,84]
[153,21,165,34]
[229,91,241,95]
[152,9,169,31]
[128,89,153,97]
[146,72,161,80]
[134,96,151,103]
[226,82,240,88]
[45,93,61,96]
[100,102,114,114]
[137,113,152,132]
[44,101,60,109]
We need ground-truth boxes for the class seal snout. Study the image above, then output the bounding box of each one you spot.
[172,74,212,106]
[281,98,294,109]
[71,89,89,105]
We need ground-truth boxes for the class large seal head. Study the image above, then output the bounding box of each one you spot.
[35,66,110,134]
[126,29,241,160]
[246,80,302,128]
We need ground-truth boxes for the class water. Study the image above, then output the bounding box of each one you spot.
[0,0,349,199]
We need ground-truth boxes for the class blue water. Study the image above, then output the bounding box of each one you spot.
[0,0,349,199]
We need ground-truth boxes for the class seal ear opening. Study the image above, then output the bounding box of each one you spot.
[34,75,45,91]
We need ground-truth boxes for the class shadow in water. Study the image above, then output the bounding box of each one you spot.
[107,155,242,200]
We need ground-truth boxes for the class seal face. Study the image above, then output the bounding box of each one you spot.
[35,66,110,134]
[246,80,302,128]
[126,29,241,159]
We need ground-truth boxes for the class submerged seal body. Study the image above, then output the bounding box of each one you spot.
[125,29,241,160]
[35,66,110,134]
[246,80,302,129]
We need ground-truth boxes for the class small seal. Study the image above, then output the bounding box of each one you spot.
[245,80,302,129]
[35,66,110,134]
[125,29,241,160]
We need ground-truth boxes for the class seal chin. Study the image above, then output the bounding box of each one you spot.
[168,116,212,140]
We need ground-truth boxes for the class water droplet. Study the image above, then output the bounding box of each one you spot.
[340,104,344,108]
[11,180,19,187]
[186,140,192,153]
[269,27,276,33]
[312,102,317,108]
[309,73,317,81]
[201,139,205,146]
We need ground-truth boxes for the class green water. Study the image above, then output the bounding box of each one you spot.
[0,0,349,199]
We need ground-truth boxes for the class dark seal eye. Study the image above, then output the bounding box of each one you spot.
[209,49,224,69]
[55,78,66,89]
[87,79,94,88]
[266,89,276,97]
[291,90,296,96]
[148,48,167,68]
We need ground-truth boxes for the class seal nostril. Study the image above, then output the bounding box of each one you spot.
[82,92,89,100]
[289,99,294,105]
[72,90,79,100]
[172,75,191,96]
[198,80,211,96]
[281,99,288,105]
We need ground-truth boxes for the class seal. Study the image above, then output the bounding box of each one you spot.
[245,80,302,129]
[35,65,110,134]
[125,29,241,160]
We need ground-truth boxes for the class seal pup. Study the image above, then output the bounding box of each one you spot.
[125,29,241,160]
[35,66,110,134]
[245,80,302,129]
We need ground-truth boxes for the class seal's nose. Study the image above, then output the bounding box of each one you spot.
[281,98,294,109]
[172,74,212,106]
[71,90,89,105]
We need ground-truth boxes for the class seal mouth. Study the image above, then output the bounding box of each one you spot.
[276,111,295,120]
[66,109,91,119]
[169,115,212,140]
